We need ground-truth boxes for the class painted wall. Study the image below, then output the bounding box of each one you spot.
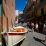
[37,3,46,16]
[0,1,2,42]
[2,0,15,32]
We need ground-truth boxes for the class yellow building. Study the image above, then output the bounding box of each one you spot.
[34,0,46,33]
[24,0,46,33]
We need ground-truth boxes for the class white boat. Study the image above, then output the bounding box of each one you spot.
[2,26,27,46]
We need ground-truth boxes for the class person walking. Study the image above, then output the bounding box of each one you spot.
[35,23,39,33]
[27,22,30,28]
[43,20,46,42]
[18,21,23,26]
[31,22,34,32]
[23,22,27,27]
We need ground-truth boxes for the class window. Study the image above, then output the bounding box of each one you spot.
[0,0,2,4]
[0,0,2,16]
[40,0,43,2]
[41,8,44,15]
[34,12,35,16]
[32,12,34,17]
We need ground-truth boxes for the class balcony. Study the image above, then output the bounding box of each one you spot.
[44,10,46,15]
[26,11,32,15]
[35,10,46,18]
[34,0,46,9]
[25,9,34,16]
[25,10,46,21]
[26,1,34,10]
[26,13,35,20]
[26,16,35,21]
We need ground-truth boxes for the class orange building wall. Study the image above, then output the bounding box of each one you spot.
[2,0,15,31]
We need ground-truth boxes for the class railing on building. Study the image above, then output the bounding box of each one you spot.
[34,0,46,9]
[25,9,34,15]
[35,10,46,18]
[26,1,34,10]
[44,10,46,15]
[24,9,46,21]
[26,13,35,20]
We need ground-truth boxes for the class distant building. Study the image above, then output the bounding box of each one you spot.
[18,11,26,22]
[34,0,46,33]
[15,10,19,24]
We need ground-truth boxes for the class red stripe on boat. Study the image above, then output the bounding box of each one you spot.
[8,33,18,36]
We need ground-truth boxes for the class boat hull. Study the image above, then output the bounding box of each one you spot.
[7,33,26,46]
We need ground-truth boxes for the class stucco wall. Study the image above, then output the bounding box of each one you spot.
[2,0,15,32]
[37,3,46,16]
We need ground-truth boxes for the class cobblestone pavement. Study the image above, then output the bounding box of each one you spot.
[16,29,46,46]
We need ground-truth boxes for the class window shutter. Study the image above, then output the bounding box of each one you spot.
[0,4,2,16]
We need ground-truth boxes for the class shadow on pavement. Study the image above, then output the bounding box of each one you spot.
[2,36,7,46]
[14,38,25,46]
[33,37,46,46]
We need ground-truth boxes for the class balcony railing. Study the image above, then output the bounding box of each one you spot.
[35,10,46,18]
[26,11,32,15]
[26,1,34,10]
[44,10,46,15]
[25,10,46,21]
[34,0,46,9]
[25,9,34,15]
[26,13,35,20]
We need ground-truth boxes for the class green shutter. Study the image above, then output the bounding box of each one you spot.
[0,4,2,16]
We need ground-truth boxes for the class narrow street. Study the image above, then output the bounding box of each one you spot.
[16,29,46,46]
[0,0,46,46]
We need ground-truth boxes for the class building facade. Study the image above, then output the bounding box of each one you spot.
[23,0,46,33]
[0,0,2,42]
[34,0,46,33]
[0,0,15,42]
[18,11,23,22]
[23,0,36,22]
